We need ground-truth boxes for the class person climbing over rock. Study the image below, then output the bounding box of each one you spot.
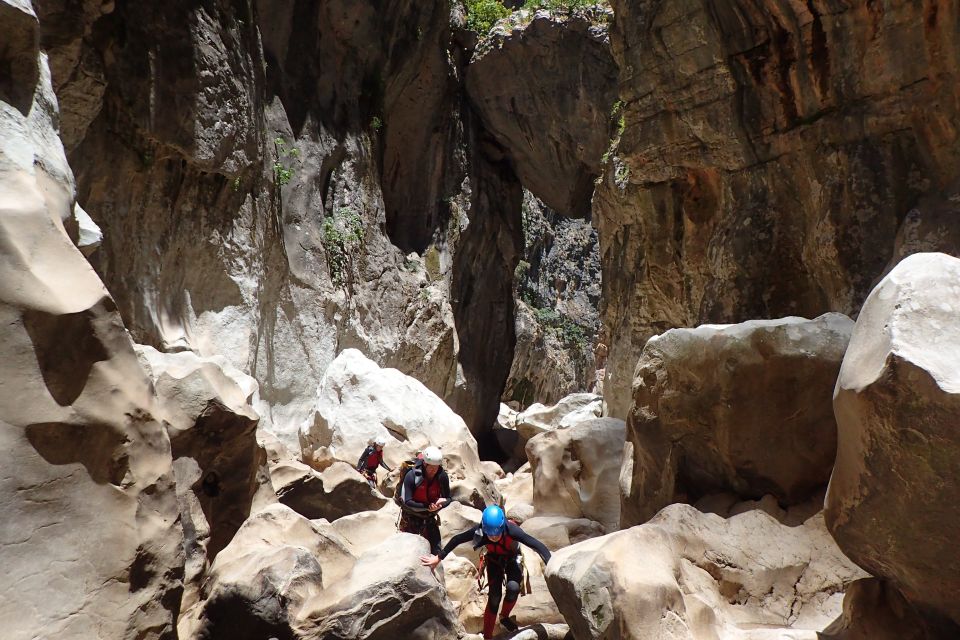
[356,435,392,489]
[397,445,451,554]
[420,505,551,639]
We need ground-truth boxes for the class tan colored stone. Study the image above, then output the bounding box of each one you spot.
[528,417,625,531]
[826,252,960,630]
[272,458,388,521]
[623,314,852,527]
[184,503,354,639]
[297,533,462,639]
[300,348,500,509]
[547,504,867,640]
[599,0,960,419]
[0,19,183,638]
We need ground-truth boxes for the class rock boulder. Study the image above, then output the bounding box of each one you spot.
[546,504,867,640]
[826,252,960,629]
[623,314,852,526]
[300,349,500,509]
[527,417,625,531]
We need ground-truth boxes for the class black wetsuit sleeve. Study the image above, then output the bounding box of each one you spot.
[510,523,551,564]
[438,527,478,560]
[402,469,430,512]
[379,457,391,471]
[438,472,453,509]
[357,446,372,471]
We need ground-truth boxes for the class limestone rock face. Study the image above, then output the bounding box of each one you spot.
[136,345,269,558]
[623,314,852,527]
[527,417,625,531]
[516,392,602,442]
[821,578,933,640]
[546,504,867,640]
[599,0,960,418]
[300,349,500,508]
[826,252,960,630]
[0,12,184,638]
[54,0,523,452]
[298,533,462,639]
[504,191,601,408]
[271,459,388,521]
[466,13,618,217]
[185,504,355,640]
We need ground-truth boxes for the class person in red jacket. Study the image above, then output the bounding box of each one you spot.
[397,446,451,554]
[421,505,551,639]
[356,436,392,488]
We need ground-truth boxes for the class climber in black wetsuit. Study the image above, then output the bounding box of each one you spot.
[356,435,391,488]
[420,505,551,639]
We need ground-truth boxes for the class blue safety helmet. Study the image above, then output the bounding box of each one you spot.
[481,505,507,537]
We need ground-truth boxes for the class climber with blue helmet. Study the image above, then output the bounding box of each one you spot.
[421,504,551,638]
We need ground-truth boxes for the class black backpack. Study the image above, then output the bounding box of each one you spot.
[392,455,421,506]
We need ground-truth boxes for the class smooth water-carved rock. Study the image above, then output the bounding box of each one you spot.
[300,349,500,509]
[136,345,272,623]
[546,504,867,640]
[0,20,184,639]
[467,13,618,217]
[622,314,852,527]
[271,459,388,521]
[298,533,462,639]
[527,417,625,531]
[136,346,269,557]
[185,503,354,640]
[826,253,960,631]
[599,0,960,418]
[515,392,602,442]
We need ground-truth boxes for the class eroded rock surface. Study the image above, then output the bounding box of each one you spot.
[467,13,617,217]
[528,417,625,531]
[298,533,462,639]
[300,348,500,509]
[184,503,354,640]
[504,191,601,408]
[826,252,960,631]
[623,314,852,526]
[599,0,960,418]
[0,17,183,637]
[547,504,867,640]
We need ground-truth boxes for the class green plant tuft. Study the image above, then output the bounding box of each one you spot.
[466,0,510,34]
[321,206,366,287]
[273,137,300,187]
[523,0,598,11]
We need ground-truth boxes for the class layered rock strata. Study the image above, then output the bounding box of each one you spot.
[599,0,960,417]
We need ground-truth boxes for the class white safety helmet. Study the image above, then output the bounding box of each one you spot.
[374,435,387,447]
[421,446,443,466]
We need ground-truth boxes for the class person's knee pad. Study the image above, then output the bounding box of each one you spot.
[505,580,521,602]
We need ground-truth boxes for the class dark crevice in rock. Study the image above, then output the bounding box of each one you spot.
[0,1,40,116]
[449,118,523,455]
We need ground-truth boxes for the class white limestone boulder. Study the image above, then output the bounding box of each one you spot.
[297,533,462,639]
[546,504,867,640]
[271,459,389,521]
[515,392,602,442]
[527,417,626,531]
[826,252,960,629]
[300,348,499,508]
[183,503,354,639]
[623,313,853,526]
